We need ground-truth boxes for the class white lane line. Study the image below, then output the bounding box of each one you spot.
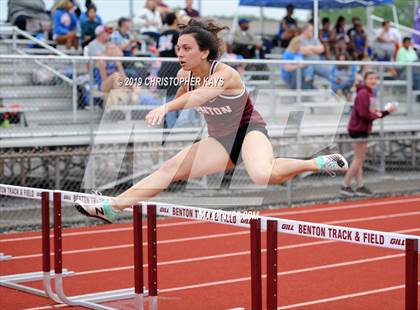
[3,213,420,261]
[158,253,408,294]
[46,227,420,277]
[2,196,419,243]
[22,281,420,310]
[277,282,420,309]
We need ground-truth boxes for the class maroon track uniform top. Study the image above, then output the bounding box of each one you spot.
[188,61,266,138]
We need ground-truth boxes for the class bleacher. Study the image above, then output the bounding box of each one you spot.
[1,25,420,149]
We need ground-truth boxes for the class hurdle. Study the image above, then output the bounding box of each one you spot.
[1,184,419,309]
[0,190,74,302]
[129,201,419,310]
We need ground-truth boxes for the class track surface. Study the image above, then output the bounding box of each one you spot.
[0,195,419,310]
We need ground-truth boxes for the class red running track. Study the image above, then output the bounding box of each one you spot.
[0,195,419,310]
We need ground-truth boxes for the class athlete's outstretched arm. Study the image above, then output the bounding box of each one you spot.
[146,67,236,126]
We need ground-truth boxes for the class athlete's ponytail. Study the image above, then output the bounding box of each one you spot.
[179,19,229,61]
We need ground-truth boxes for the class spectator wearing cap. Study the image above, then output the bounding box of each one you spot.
[80,4,101,48]
[111,17,139,57]
[232,18,262,59]
[183,0,200,18]
[87,25,112,56]
[52,0,79,49]
[276,4,299,48]
[134,0,162,43]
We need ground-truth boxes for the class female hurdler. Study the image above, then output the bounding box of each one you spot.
[75,20,348,223]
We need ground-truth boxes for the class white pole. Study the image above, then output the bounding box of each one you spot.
[260,6,264,36]
[198,0,202,16]
[313,0,319,39]
[391,5,399,26]
[367,6,374,45]
[129,0,134,20]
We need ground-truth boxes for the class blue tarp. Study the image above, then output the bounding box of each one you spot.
[239,0,393,9]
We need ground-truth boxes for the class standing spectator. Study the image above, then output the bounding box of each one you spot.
[350,23,371,60]
[156,0,171,21]
[80,4,101,48]
[300,23,330,82]
[331,53,357,99]
[7,0,51,35]
[111,17,139,57]
[374,20,401,61]
[183,0,200,18]
[276,4,298,48]
[232,18,262,59]
[157,12,180,127]
[281,36,313,90]
[341,71,397,197]
[331,16,347,56]
[396,37,420,90]
[87,24,112,56]
[52,0,79,49]
[319,17,333,60]
[79,1,102,25]
[135,0,162,43]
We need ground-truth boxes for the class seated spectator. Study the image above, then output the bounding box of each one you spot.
[111,17,139,57]
[79,1,102,25]
[347,17,361,42]
[135,0,162,43]
[276,4,298,48]
[80,4,101,48]
[93,42,126,93]
[52,0,79,49]
[87,25,112,56]
[331,16,347,57]
[350,23,371,60]
[396,37,420,90]
[232,18,262,59]
[374,20,401,61]
[183,0,200,18]
[221,42,245,76]
[7,0,51,35]
[319,17,333,59]
[331,53,357,100]
[281,36,313,90]
[300,23,330,82]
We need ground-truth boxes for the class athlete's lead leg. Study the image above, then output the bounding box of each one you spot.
[74,137,234,222]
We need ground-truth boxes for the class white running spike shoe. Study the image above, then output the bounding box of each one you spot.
[74,199,118,223]
[315,154,349,177]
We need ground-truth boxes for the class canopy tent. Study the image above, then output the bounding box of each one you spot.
[237,0,394,40]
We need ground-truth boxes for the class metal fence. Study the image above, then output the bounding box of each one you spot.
[1,51,420,231]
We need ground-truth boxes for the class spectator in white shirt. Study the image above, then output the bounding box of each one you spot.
[374,20,401,61]
[134,0,162,43]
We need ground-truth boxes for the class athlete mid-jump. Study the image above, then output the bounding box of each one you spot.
[75,19,348,223]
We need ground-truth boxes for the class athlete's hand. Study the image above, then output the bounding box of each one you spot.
[146,105,167,126]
